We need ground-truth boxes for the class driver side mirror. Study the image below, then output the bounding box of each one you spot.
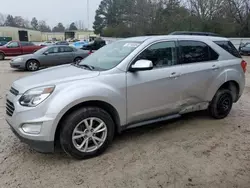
[130,60,153,72]
[43,51,49,55]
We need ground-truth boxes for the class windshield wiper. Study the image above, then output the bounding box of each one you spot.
[79,64,95,70]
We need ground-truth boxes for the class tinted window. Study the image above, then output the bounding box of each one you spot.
[214,41,241,58]
[60,46,74,52]
[21,42,34,46]
[135,41,177,67]
[179,41,218,64]
[46,47,59,54]
[8,42,19,48]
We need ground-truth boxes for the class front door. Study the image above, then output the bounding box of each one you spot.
[39,46,60,67]
[126,41,184,124]
[4,41,22,56]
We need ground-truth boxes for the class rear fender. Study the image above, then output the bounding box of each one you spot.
[205,69,244,101]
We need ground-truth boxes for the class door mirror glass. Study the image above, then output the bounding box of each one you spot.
[44,51,49,55]
[130,60,153,71]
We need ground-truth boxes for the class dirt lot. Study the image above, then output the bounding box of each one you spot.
[0,57,250,188]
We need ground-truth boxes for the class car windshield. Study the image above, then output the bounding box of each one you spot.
[78,41,141,70]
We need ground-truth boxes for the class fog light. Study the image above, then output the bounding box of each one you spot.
[21,123,42,134]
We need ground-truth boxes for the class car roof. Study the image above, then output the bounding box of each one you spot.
[121,35,228,42]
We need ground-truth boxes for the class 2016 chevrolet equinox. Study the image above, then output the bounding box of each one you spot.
[6,35,246,159]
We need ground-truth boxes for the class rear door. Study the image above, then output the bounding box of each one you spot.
[177,40,220,109]
[21,42,36,54]
[4,41,22,56]
[58,46,75,64]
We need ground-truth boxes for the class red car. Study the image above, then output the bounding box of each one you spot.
[0,41,44,60]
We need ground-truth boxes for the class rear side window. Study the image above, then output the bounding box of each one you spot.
[179,41,218,64]
[214,41,241,58]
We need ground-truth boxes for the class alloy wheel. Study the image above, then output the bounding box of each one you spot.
[72,117,108,153]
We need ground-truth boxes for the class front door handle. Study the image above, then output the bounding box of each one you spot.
[212,65,219,70]
[169,72,181,78]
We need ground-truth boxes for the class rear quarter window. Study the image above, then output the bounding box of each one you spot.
[214,41,241,58]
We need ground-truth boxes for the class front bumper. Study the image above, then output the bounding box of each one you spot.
[9,61,26,69]
[7,120,54,153]
[5,91,58,153]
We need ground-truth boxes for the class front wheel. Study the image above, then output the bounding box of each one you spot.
[26,60,40,71]
[0,53,5,60]
[60,107,115,160]
[209,89,233,119]
[74,57,83,64]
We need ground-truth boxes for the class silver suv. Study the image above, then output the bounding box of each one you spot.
[6,35,247,159]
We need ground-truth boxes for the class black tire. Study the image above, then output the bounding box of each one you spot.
[60,107,115,160]
[74,57,83,64]
[209,89,233,119]
[26,60,40,71]
[0,52,5,60]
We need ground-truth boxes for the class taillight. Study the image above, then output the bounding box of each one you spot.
[88,51,93,55]
[241,60,247,73]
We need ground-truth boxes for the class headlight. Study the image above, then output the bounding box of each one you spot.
[19,86,55,107]
[14,57,24,62]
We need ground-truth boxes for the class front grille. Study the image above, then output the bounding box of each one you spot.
[6,99,15,117]
[10,87,19,96]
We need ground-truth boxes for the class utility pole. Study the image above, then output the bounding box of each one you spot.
[87,0,89,30]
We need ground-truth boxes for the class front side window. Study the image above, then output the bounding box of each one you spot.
[8,42,19,48]
[179,41,218,64]
[134,41,177,67]
[79,41,141,70]
[46,47,59,54]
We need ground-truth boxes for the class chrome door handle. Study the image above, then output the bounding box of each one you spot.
[169,72,180,78]
[212,65,219,70]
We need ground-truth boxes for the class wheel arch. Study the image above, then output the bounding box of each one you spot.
[217,80,240,102]
[54,100,121,143]
[26,59,40,69]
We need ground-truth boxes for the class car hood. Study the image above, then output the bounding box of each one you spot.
[12,64,100,94]
[12,54,34,60]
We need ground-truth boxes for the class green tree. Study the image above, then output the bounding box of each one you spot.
[69,22,78,30]
[52,22,65,32]
[31,17,38,30]
[4,15,16,27]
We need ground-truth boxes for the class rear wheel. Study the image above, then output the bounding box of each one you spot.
[26,60,40,71]
[60,107,115,160]
[209,89,233,119]
[0,53,5,60]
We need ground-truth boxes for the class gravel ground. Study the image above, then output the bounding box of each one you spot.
[0,57,250,188]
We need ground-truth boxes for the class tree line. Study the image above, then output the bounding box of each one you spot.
[0,13,85,32]
[93,0,250,37]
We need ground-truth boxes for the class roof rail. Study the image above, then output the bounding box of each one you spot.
[169,31,220,37]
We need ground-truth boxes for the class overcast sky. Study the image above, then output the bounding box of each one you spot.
[0,0,102,29]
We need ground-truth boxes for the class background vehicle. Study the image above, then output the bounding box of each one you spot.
[6,35,246,159]
[10,45,89,71]
[70,40,88,49]
[54,41,69,45]
[81,38,106,53]
[39,41,54,46]
[0,41,8,46]
[0,41,43,60]
[239,43,250,55]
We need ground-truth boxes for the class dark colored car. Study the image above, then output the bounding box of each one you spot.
[55,41,69,45]
[0,41,43,60]
[0,41,8,46]
[81,39,106,53]
[239,43,250,56]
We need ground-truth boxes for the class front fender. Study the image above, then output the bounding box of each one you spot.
[45,81,126,138]
[205,68,245,101]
